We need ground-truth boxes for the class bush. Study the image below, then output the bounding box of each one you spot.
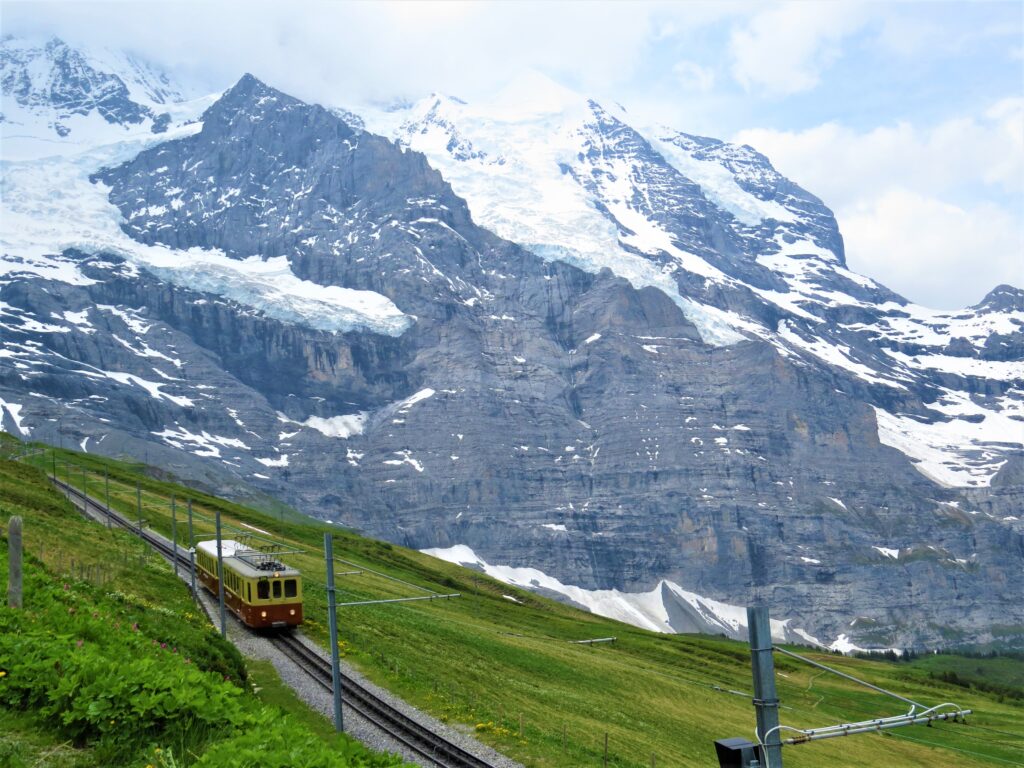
[191,721,406,768]
[0,549,408,766]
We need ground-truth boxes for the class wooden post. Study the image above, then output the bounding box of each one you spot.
[7,516,22,608]
[519,712,523,737]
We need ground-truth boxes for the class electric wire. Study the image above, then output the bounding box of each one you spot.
[887,730,1024,766]
[774,645,926,711]
[773,671,1023,759]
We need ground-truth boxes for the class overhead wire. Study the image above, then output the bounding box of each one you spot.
[770,660,1023,762]
[888,730,1024,766]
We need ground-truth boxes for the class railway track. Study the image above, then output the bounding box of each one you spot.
[50,474,500,768]
[271,632,498,768]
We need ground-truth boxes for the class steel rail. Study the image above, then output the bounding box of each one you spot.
[271,632,497,768]
[50,474,499,768]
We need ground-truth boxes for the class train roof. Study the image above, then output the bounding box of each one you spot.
[196,539,300,579]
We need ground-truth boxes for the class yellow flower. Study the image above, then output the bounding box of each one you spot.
[0,670,7,678]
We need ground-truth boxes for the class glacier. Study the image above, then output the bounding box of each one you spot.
[1,119,412,337]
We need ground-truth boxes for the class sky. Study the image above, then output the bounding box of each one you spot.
[3,0,1022,308]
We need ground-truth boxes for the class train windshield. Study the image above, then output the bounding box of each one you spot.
[257,580,269,600]
[285,579,297,598]
[272,580,282,599]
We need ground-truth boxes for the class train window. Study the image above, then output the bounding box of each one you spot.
[284,579,297,598]
[257,580,269,600]
[272,580,282,599]
[247,583,252,602]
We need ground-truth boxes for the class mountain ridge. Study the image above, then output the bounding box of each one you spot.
[1,41,1021,651]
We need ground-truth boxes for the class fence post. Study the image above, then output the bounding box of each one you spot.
[748,605,783,768]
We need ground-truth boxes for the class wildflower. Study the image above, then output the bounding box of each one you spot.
[160,642,166,649]
[0,670,7,678]
[76,639,84,648]
[63,583,69,591]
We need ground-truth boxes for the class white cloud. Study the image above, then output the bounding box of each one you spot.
[2,1,736,108]
[734,99,1023,307]
[729,2,868,95]
[737,99,1023,206]
[672,60,715,92]
[841,190,1022,308]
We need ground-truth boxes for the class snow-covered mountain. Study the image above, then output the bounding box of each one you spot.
[0,35,211,159]
[1,39,1021,651]
[362,77,1023,490]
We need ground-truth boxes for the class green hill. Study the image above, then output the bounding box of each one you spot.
[3,435,1022,767]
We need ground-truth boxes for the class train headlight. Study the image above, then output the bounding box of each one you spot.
[289,609,295,616]
[260,611,267,618]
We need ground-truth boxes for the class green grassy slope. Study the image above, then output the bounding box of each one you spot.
[8,437,1024,767]
[0,437,409,768]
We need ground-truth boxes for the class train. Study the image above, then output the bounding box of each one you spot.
[195,539,303,629]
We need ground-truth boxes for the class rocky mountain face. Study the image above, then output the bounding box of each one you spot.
[1,38,1021,651]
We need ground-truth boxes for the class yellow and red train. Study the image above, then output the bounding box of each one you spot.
[195,539,303,629]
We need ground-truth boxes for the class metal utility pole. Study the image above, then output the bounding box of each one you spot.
[171,494,178,577]
[325,533,344,732]
[104,469,111,529]
[187,500,197,598]
[7,516,22,608]
[136,480,142,531]
[215,509,227,638]
[82,465,87,500]
[51,449,56,480]
[748,606,783,768]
